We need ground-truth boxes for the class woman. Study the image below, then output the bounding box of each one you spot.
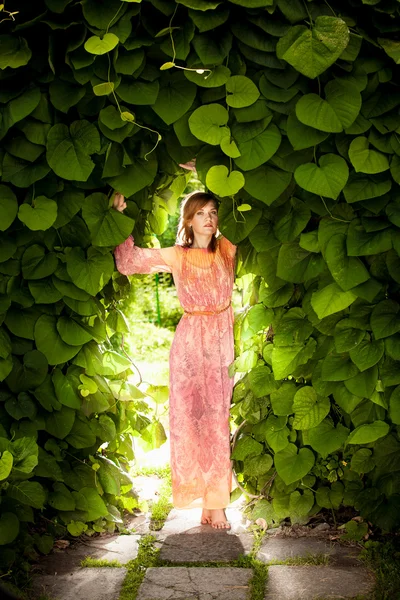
[114,191,237,529]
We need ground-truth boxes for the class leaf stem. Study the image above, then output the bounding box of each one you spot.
[106,3,123,34]
[168,4,179,64]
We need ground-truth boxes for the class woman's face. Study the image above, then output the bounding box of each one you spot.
[189,201,218,238]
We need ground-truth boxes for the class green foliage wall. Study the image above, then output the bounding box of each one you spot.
[1,0,400,568]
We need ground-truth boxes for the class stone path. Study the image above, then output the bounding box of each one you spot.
[31,487,375,600]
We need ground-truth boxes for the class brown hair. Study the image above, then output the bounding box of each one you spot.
[176,191,219,252]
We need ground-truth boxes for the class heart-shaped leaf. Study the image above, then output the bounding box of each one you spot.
[206,165,245,196]
[296,80,361,132]
[349,136,390,174]
[311,283,357,319]
[0,184,18,231]
[35,315,82,365]
[82,193,134,246]
[93,82,114,96]
[274,443,315,485]
[277,16,350,79]
[226,75,260,108]
[188,103,229,145]
[66,247,114,296]
[46,121,100,181]
[294,154,349,199]
[292,386,330,430]
[218,197,261,243]
[84,33,119,55]
[234,124,281,171]
[18,196,58,231]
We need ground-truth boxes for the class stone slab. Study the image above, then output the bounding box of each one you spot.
[159,507,248,536]
[36,534,140,574]
[136,567,253,600]
[159,531,252,562]
[32,567,127,600]
[257,538,361,567]
[265,566,374,600]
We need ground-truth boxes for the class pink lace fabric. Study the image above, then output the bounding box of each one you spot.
[115,236,236,509]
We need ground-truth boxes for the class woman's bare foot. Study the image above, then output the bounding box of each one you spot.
[210,508,231,530]
[201,508,212,525]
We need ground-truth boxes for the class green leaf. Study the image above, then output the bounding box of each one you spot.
[244,454,273,477]
[316,482,344,510]
[244,165,292,205]
[5,393,37,421]
[66,247,114,296]
[0,450,13,481]
[294,154,349,200]
[18,196,58,231]
[344,366,378,398]
[389,386,400,425]
[349,137,390,174]
[378,37,400,64]
[346,219,392,256]
[153,76,197,125]
[116,80,159,105]
[84,33,119,55]
[46,120,100,181]
[107,156,157,198]
[188,104,229,145]
[277,242,324,282]
[184,65,231,88]
[343,174,392,203]
[28,279,63,304]
[93,82,115,96]
[231,435,263,460]
[265,417,290,453]
[82,193,134,246]
[272,339,316,380]
[0,34,32,70]
[292,387,330,430]
[22,245,58,280]
[276,17,350,79]
[307,420,349,459]
[249,366,278,398]
[205,166,244,196]
[218,197,261,243]
[52,369,81,409]
[0,512,19,545]
[95,414,117,442]
[49,79,86,113]
[45,405,75,439]
[49,483,76,511]
[226,75,260,108]
[270,383,297,416]
[80,487,108,521]
[321,353,359,381]
[325,233,370,291]
[347,421,390,445]
[274,443,315,485]
[296,80,361,132]
[351,448,375,474]
[234,124,281,171]
[5,350,48,393]
[349,340,384,371]
[34,315,82,365]
[371,300,400,340]
[311,283,357,319]
[0,185,18,231]
[287,112,329,151]
[7,481,46,509]
[67,521,88,536]
[66,418,96,449]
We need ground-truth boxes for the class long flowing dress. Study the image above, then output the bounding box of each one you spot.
[115,235,237,509]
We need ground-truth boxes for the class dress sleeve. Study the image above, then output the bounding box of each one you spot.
[219,236,237,259]
[114,236,176,275]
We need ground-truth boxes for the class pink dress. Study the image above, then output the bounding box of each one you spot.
[115,236,237,509]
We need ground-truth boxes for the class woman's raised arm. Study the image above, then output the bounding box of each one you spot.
[113,192,176,276]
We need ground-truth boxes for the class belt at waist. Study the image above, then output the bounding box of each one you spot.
[183,303,231,317]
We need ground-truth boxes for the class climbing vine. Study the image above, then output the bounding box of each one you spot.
[1,0,400,577]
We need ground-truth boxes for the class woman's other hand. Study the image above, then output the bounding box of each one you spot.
[113,192,127,212]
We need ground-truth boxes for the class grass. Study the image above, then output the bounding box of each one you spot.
[268,552,330,566]
[359,538,400,600]
[119,535,160,600]
[80,557,123,568]
[149,473,173,531]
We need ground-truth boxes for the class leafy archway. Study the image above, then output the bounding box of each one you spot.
[1,0,400,567]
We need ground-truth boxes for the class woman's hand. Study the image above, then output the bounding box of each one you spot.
[113,192,127,213]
